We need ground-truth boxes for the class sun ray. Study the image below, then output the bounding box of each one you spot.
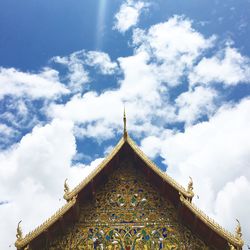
[95,0,108,50]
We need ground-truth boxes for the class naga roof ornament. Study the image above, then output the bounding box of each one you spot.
[186,176,194,202]
[63,178,70,202]
[16,221,23,241]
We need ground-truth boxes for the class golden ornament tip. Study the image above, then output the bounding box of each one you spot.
[235,219,242,238]
[123,106,127,138]
[186,176,194,202]
[16,220,23,240]
[64,178,70,194]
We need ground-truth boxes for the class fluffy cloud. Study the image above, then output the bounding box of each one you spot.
[133,15,215,86]
[0,124,18,148]
[49,51,173,140]
[0,124,14,137]
[214,176,250,236]
[52,52,89,92]
[1,98,40,131]
[0,67,69,99]
[1,13,250,250]
[0,119,102,249]
[113,0,148,33]
[142,98,250,244]
[49,16,220,138]
[175,86,217,125]
[189,46,250,85]
[84,51,118,74]
[53,50,118,91]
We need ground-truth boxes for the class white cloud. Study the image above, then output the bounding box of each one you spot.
[113,0,148,33]
[0,119,76,201]
[0,119,102,249]
[49,51,173,140]
[144,98,250,245]
[0,124,18,148]
[2,14,250,249]
[53,50,118,91]
[0,67,69,99]
[175,86,217,125]
[0,124,15,138]
[50,16,245,136]
[214,176,250,236]
[0,98,46,148]
[189,46,250,85]
[48,16,226,138]
[140,132,169,159]
[53,52,89,92]
[133,15,216,86]
[85,51,118,74]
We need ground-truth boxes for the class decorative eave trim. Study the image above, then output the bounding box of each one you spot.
[15,137,125,249]
[15,196,77,249]
[179,195,244,248]
[66,134,192,202]
[126,135,193,199]
[64,137,125,201]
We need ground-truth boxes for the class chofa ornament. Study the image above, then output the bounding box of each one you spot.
[16,220,23,240]
[186,176,194,202]
[228,220,243,250]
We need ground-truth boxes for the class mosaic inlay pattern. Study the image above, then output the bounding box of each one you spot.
[46,161,211,250]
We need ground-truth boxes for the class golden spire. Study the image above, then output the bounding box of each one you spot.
[123,107,127,139]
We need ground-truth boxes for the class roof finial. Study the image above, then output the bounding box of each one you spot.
[16,220,23,241]
[186,176,194,202]
[64,179,70,194]
[123,107,127,139]
[63,178,70,202]
[235,219,243,241]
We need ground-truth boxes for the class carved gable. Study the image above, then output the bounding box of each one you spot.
[15,136,243,250]
[47,160,210,250]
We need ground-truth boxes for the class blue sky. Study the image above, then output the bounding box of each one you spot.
[1,0,250,68]
[0,0,250,249]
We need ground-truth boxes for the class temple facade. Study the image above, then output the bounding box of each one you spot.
[15,113,244,249]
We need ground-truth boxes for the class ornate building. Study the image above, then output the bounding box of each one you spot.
[15,112,244,249]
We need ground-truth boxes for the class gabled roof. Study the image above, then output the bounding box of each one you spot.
[63,135,193,202]
[15,131,244,249]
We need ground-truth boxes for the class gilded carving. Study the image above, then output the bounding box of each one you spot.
[45,161,211,250]
[16,221,23,240]
[186,177,194,202]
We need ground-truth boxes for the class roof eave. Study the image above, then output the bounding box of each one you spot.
[64,136,126,201]
[180,194,244,249]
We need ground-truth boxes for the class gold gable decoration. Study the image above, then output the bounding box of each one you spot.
[47,161,211,249]
[15,112,244,249]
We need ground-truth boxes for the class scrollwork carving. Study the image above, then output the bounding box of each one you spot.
[46,161,211,250]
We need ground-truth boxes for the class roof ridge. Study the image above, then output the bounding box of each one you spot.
[180,194,244,248]
[127,135,243,248]
[15,197,76,249]
[126,135,193,198]
[64,136,125,201]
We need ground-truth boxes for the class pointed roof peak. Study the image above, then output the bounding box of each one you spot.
[123,106,127,139]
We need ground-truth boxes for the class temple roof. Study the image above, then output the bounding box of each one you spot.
[15,119,244,249]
